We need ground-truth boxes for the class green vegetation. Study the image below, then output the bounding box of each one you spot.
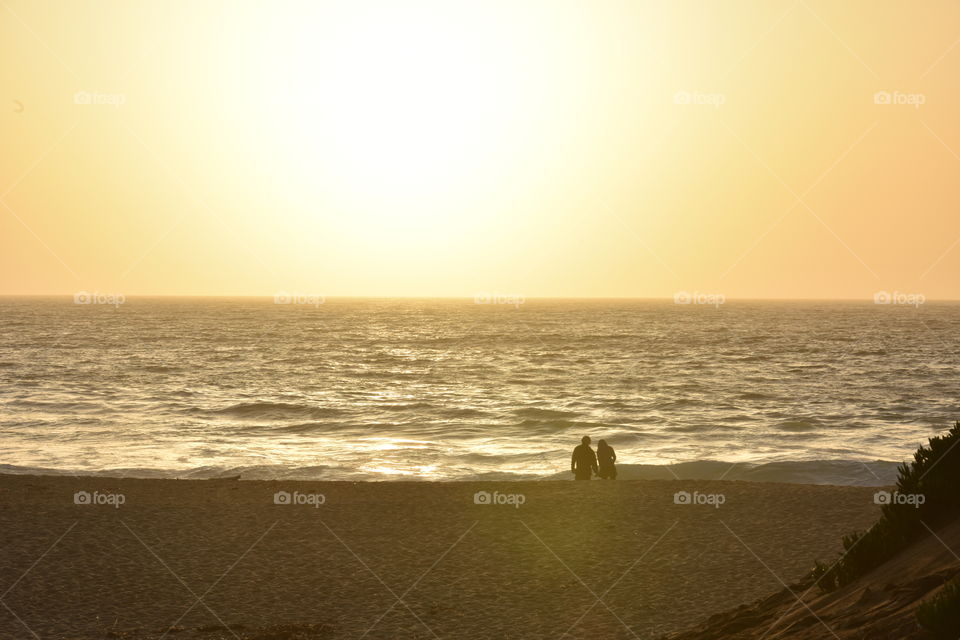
[916,576,960,638]
[811,421,960,591]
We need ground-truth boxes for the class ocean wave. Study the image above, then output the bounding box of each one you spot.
[515,418,617,433]
[739,391,775,400]
[652,398,704,409]
[351,370,405,379]
[461,450,566,463]
[5,399,101,411]
[211,402,345,421]
[379,402,434,411]
[730,354,769,362]
[138,365,182,373]
[775,419,821,432]
[256,421,364,434]
[513,408,579,419]
[435,407,489,418]
[664,423,742,433]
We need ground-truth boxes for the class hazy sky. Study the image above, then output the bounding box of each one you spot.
[2,0,959,298]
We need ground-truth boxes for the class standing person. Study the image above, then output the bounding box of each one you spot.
[571,436,598,481]
[597,439,617,479]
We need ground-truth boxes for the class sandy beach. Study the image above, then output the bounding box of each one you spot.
[0,474,882,639]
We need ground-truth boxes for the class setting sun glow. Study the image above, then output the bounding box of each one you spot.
[2,0,959,298]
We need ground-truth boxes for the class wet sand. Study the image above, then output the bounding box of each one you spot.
[0,474,882,639]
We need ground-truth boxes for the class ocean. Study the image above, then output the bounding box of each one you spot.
[2,297,958,485]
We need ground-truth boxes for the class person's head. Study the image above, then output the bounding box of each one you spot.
[598,439,608,449]
[581,435,591,446]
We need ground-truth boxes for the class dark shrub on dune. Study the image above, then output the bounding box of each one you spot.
[811,421,960,591]
[916,576,960,638]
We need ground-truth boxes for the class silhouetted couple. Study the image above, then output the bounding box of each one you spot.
[571,436,616,480]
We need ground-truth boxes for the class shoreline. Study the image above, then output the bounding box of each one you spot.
[1,473,883,639]
[0,457,904,487]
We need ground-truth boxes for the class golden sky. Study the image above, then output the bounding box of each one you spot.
[2,0,959,298]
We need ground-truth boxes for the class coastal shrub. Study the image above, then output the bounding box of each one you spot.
[809,560,836,591]
[812,421,960,590]
[916,576,960,638]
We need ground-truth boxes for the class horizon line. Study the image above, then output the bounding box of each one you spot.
[2,294,958,302]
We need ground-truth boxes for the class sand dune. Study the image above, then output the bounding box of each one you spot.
[662,515,960,639]
[0,474,882,639]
